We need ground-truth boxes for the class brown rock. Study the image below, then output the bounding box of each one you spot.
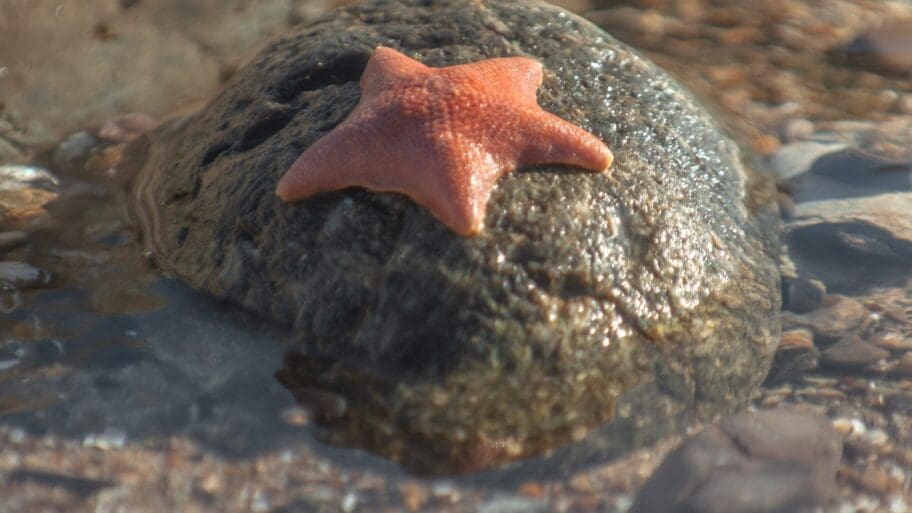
[820,335,890,370]
[787,295,871,341]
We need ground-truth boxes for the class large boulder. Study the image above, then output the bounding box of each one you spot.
[127,0,780,474]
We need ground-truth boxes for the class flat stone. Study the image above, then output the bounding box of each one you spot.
[820,335,890,370]
[632,408,842,513]
[127,0,781,474]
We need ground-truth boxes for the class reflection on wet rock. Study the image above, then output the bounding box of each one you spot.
[128,0,781,473]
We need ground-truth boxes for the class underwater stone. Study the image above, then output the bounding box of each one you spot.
[128,0,780,474]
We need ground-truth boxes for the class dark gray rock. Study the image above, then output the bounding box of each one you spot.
[127,0,780,473]
[632,409,842,513]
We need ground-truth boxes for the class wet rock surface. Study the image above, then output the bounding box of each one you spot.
[631,408,842,513]
[129,0,780,473]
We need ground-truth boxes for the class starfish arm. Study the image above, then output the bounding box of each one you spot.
[408,148,499,236]
[276,111,394,201]
[450,56,544,102]
[517,110,614,173]
[360,47,429,99]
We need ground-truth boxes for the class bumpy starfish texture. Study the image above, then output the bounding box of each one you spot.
[276,46,613,235]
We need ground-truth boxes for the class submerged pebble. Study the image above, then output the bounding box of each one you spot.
[820,336,890,370]
[0,261,50,289]
[0,281,21,314]
[632,408,842,513]
[837,20,912,77]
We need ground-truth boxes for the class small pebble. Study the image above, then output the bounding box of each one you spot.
[851,466,892,494]
[870,333,912,352]
[399,482,429,512]
[477,495,547,513]
[0,281,22,314]
[861,429,889,447]
[82,427,128,450]
[790,295,871,341]
[0,261,50,288]
[0,165,59,191]
[569,474,595,493]
[251,490,270,513]
[779,329,815,350]
[98,112,157,143]
[897,94,912,115]
[280,406,310,426]
[8,428,25,444]
[0,231,27,252]
[340,492,359,513]
[200,472,224,494]
[821,335,889,370]
[832,418,857,437]
[889,496,907,513]
[780,118,815,141]
[839,19,912,77]
[894,352,912,376]
[782,278,826,313]
[52,130,97,170]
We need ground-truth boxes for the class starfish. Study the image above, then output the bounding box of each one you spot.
[276,46,613,235]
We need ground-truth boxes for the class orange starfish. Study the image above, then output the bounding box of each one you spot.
[276,46,613,235]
